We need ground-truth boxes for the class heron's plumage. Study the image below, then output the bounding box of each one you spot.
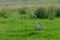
[32,13,44,30]
[35,19,44,30]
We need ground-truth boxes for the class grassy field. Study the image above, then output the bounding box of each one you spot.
[0,0,60,39]
[0,10,60,40]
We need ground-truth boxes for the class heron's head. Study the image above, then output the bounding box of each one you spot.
[32,13,37,18]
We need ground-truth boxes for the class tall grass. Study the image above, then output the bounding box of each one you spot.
[33,7,60,20]
[0,7,60,19]
[34,7,48,19]
[55,8,60,17]
[47,7,56,20]
[18,8,27,14]
[0,9,9,18]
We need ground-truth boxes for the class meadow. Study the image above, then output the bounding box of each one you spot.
[0,6,60,40]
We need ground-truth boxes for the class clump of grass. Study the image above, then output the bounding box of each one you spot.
[34,7,48,19]
[18,8,27,14]
[47,7,56,20]
[55,8,60,17]
[0,9,9,18]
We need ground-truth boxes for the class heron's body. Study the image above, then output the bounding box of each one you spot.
[35,19,44,30]
[32,13,44,30]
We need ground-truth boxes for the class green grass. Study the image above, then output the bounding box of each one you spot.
[0,10,60,40]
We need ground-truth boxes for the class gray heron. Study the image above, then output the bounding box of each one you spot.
[32,13,44,30]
